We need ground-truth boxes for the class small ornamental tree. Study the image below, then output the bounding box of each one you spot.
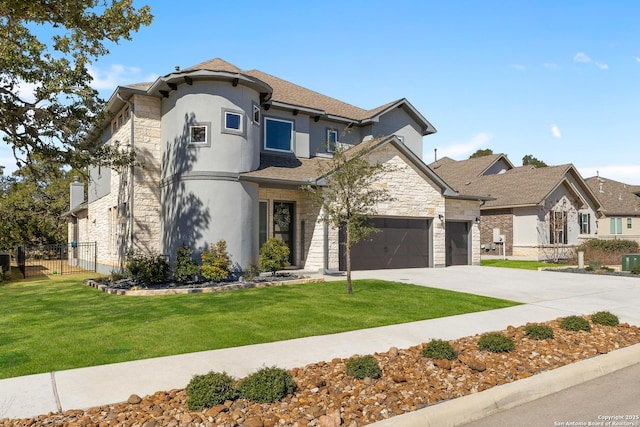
[260,238,290,275]
[302,141,393,294]
[201,240,232,281]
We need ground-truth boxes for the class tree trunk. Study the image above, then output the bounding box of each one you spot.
[346,224,353,294]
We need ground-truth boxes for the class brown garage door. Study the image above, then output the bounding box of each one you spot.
[339,218,430,271]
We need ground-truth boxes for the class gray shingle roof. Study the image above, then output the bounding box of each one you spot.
[585,176,640,216]
[429,155,599,209]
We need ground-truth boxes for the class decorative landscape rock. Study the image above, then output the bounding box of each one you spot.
[2,317,639,427]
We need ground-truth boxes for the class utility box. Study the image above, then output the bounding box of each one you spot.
[621,254,640,272]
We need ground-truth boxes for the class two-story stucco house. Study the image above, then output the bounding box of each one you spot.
[430,154,602,260]
[67,58,488,274]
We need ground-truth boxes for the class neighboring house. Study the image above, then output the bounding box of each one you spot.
[66,58,488,274]
[585,175,640,242]
[429,154,602,260]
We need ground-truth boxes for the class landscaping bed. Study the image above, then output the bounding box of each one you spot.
[86,273,322,296]
[3,316,639,427]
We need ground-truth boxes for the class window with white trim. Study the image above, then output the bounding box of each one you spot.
[222,109,244,136]
[264,117,293,152]
[189,123,209,146]
[253,104,261,125]
[627,217,633,229]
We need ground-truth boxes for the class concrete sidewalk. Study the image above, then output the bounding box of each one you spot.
[1,266,639,423]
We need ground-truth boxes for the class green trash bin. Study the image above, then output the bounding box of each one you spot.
[621,254,640,272]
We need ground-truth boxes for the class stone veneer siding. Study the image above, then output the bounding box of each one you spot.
[480,208,513,256]
[366,145,446,267]
[258,144,448,271]
[86,94,162,273]
[130,94,162,255]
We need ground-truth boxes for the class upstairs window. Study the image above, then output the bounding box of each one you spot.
[222,109,244,136]
[327,129,338,152]
[265,117,293,152]
[253,104,261,125]
[189,123,210,146]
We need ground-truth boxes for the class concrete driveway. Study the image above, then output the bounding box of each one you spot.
[345,266,640,325]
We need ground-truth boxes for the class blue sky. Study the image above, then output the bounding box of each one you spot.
[4,0,639,184]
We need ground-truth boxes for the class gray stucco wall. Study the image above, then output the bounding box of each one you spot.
[160,80,262,269]
[367,107,424,159]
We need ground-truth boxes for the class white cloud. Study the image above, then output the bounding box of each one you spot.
[578,164,640,185]
[510,64,526,71]
[550,124,562,139]
[88,64,158,91]
[573,52,591,63]
[436,132,494,160]
[573,52,608,70]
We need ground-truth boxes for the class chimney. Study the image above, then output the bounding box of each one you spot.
[70,177,85,210]
[434,148,438,163]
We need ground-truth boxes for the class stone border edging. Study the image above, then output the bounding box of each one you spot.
[369,342,640,427]
[84,277,324,296]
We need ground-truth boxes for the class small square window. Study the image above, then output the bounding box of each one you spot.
[190,125,208,144]
[253,104,261,125]
[225,111,242,130]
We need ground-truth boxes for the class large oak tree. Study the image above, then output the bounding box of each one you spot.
[0,0,152,174]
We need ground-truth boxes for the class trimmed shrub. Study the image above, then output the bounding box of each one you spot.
[173,245,199,283]
[576,239,639,266]
[346,355,382,379]
[201,240,232,281]
[260,238,290,275]
[560,315,591,332]
[125,251,170,284]
[243,264,261,282]
[237,367,296,403]
[186,371,238,411]
[524,324,554,340]
[478,333,515,353]
[591,311,619,326]
[422,339,458,360]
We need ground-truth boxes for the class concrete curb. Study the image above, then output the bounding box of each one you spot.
[370,343,640,427]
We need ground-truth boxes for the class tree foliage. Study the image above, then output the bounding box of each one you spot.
[302,144,393,294]
[0,0,152,173]
[469,149,494,159]
[0,160,75,249]
[522,154,548,168]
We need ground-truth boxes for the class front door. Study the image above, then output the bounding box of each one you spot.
[273,202,295,265]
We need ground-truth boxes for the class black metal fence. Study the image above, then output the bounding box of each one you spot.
[15,242,97,279]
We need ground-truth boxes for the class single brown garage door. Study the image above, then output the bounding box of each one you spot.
[339,218,430,271]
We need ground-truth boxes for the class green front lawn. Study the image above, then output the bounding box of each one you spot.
[481,259,566,270]
[0,274,519,379]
